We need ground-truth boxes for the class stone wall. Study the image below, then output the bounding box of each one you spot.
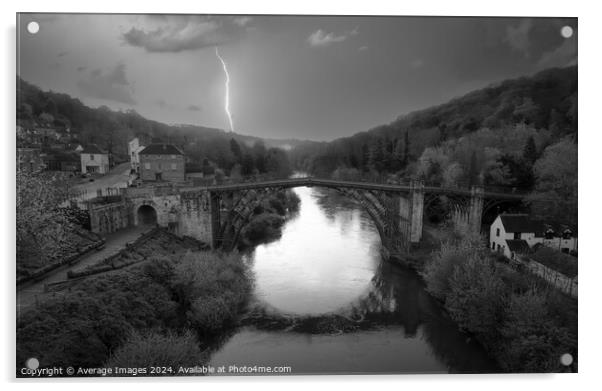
[88,198,128,235]
[178,190,214,245]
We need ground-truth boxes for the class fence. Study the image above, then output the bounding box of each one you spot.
[520,257,578,298]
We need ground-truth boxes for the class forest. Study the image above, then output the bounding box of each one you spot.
[289,66,577,227]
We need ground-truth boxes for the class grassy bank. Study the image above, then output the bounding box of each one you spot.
[16,249,251,373]
[420,232,577,372]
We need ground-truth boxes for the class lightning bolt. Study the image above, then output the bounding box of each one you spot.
[215,46,235,132]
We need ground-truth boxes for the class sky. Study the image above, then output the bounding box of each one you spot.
[17,14,577,141]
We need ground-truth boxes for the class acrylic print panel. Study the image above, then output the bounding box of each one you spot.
[16,13,578,377]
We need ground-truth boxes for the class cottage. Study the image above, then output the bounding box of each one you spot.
[139,143,185,182]
[490,214,577,259]
[80,144,110,174]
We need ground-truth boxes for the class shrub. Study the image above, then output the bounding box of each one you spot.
[106,330,205,370]
[17,267,179,368]
[423,242,468,299]
[169,252,251,334]
[498,289,575,372]
[445,255,506,346]
[422,234,484,300]
[241,213,284,245]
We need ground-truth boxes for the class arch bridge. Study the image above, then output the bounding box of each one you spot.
[178,177,526,259]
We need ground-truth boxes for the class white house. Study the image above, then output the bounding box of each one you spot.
[80,144,110,174]
[128,137,146,173]
[490,214,577,259]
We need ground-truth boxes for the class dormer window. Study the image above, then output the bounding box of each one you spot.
[513,232,521,240]
[545,229,555,239]
[562,230,572,240]
[90,154,94,160]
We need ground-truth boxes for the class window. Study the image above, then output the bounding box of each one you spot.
[171,163,177,170]
[90,154,94,160]
[491,242,495,249]
[497,244,501,252]
[561,248,570,254]
[496,228,500,237]
[514,232,521,240]
[562,230,572,239]
[144,163,150,170]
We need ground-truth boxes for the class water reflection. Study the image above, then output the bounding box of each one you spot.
[210,185,498,374]
[246,186,380,315]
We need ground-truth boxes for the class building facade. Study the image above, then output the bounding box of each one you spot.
[490,214,577,259]
[127,137,146,173]
[139,144,185,182]
[80,145,110,174]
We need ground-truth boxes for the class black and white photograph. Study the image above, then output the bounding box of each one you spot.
[13,9,581,378]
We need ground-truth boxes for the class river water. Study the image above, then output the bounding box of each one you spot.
[208,185,498,374]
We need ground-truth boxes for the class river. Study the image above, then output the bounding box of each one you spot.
[208,185,498,374]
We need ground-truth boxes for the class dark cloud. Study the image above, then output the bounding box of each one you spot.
[57,51,68,57]
[187,104,202,112]
[122,15,244,53]
[77,63,136,105]
[77,66,87,72]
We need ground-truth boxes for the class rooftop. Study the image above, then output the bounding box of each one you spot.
[506,239,531,254]
[498,214,543,234]
[81,144,108,154]
[139,143,183,156]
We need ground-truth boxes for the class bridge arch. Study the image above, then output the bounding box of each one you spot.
[137,204,158,226]
[214,184,399,254]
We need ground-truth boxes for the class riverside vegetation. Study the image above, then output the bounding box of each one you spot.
[16,251,251,373]
[421,232,577,372]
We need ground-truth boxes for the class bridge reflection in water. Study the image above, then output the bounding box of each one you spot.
[207,185,499,374]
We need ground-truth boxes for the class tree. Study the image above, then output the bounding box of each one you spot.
[106,330,204,369]
[403,131,410,167]
[229,138,242,162]
[513,97,540,125]
[522,136,537,165]
[369,138,385,172]
[467,151,479,186]
[527,139,577,226]
[241,153,255,176]
[445,256,505,346]
[16,170,73,267]
[252,141,267,173]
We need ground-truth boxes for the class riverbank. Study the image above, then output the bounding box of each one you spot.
[420,232,578,372]
[16,243,252,375]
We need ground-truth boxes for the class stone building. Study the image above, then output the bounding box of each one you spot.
[80,144,110,174]
[139,143,185,182]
